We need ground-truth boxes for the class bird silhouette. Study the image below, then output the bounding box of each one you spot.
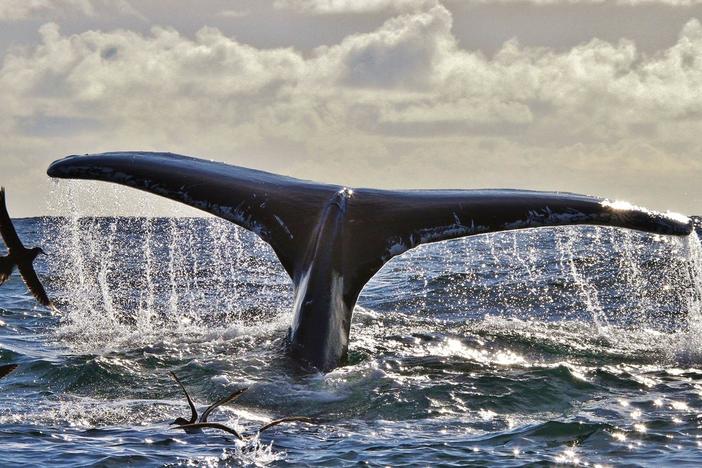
[168,371,316,441]
[173,416,316,441]
[0,363,17,381]
[170,371,248,433]
[0,187,53,308]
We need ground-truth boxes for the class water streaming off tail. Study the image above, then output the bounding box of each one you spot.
[364,222,702,345]
[42,180,702,356]
[43,181,292,351]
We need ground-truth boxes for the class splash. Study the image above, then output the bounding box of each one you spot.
[672,233,702,361]
[43,180,292,353]
[42,180,702,361]
[367,221,702,362]
[556,227,606,332]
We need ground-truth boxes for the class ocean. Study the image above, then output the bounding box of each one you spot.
[2,184,702,466]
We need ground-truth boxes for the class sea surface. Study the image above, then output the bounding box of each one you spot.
[2,184,702,466]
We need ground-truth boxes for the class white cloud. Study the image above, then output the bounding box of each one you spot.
[2,5,702,215]
[274,0,438,14]
[276,0,702,13]
[218,9,250,18]
[0,0,142,22]
[314,5,454,88]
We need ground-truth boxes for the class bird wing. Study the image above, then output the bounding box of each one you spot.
[257,416,315,433]
[200,387,248,423]
[0,187,24,251]
[16,261,52,307]
[172,422,243,440]
[170,371,198,424]
[0,363,18,380]
[0,255,15,286]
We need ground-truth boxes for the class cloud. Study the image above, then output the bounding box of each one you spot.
[0,0,142,22]
[2,5,702,216]
[274,0,438,14]
[276,0,702,13]
[474,0,698,4]
[315,5,454,88]
[217,9,250,18]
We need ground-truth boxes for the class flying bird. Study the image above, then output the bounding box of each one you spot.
[170,371,248,433]
[0,187,53,308]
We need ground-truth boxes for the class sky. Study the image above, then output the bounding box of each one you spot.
[1,0,702,217]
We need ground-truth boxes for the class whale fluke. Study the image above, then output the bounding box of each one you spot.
[48,152,336,279]
[0,188,53,308]
[47,152,693,372]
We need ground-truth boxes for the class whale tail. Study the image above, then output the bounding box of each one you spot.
[47,152,693,370]
[47,152,692,295]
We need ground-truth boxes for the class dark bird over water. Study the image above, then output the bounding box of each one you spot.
[0,187,53,308]
[172,417,317,441]
[168,371,315,441]
[170,371,248,433]
[0,363,17,381]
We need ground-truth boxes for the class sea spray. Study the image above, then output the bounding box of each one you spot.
[42,180,702,360]
[42,180,291,353]
[556,228,607,332]
[673,233,702,361]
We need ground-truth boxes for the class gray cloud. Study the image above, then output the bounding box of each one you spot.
[276,0,702,14]
[318,6,453,88]
[217,9,250,18]
[1,3,701,216]
[274,0,438,14]
[0,0,142,21]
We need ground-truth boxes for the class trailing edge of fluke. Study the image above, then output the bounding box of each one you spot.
[47,152,693,372]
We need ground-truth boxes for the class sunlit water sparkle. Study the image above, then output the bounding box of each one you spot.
[1,181,702,466]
